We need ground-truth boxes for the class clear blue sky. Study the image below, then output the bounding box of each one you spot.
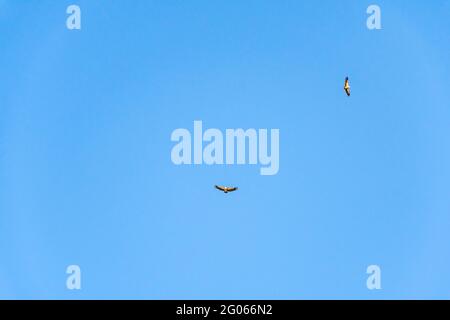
[1,0,449,299]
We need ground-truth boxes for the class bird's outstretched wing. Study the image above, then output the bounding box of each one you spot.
[227,187,238,192]
[215,185,226,192]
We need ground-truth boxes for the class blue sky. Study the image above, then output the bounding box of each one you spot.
[0,0,449,299]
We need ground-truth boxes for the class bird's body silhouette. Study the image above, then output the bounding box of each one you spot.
[344,77,351,96]
[215,185,238,193]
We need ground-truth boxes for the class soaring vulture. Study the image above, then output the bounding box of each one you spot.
[215,185,238,193]
[344,77,351,96]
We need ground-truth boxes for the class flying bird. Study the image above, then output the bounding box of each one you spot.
[215,185,238,193]
[344,77,351,96]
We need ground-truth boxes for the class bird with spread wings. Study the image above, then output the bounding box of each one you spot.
[344,77,351,96]
[215,185,238,193]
